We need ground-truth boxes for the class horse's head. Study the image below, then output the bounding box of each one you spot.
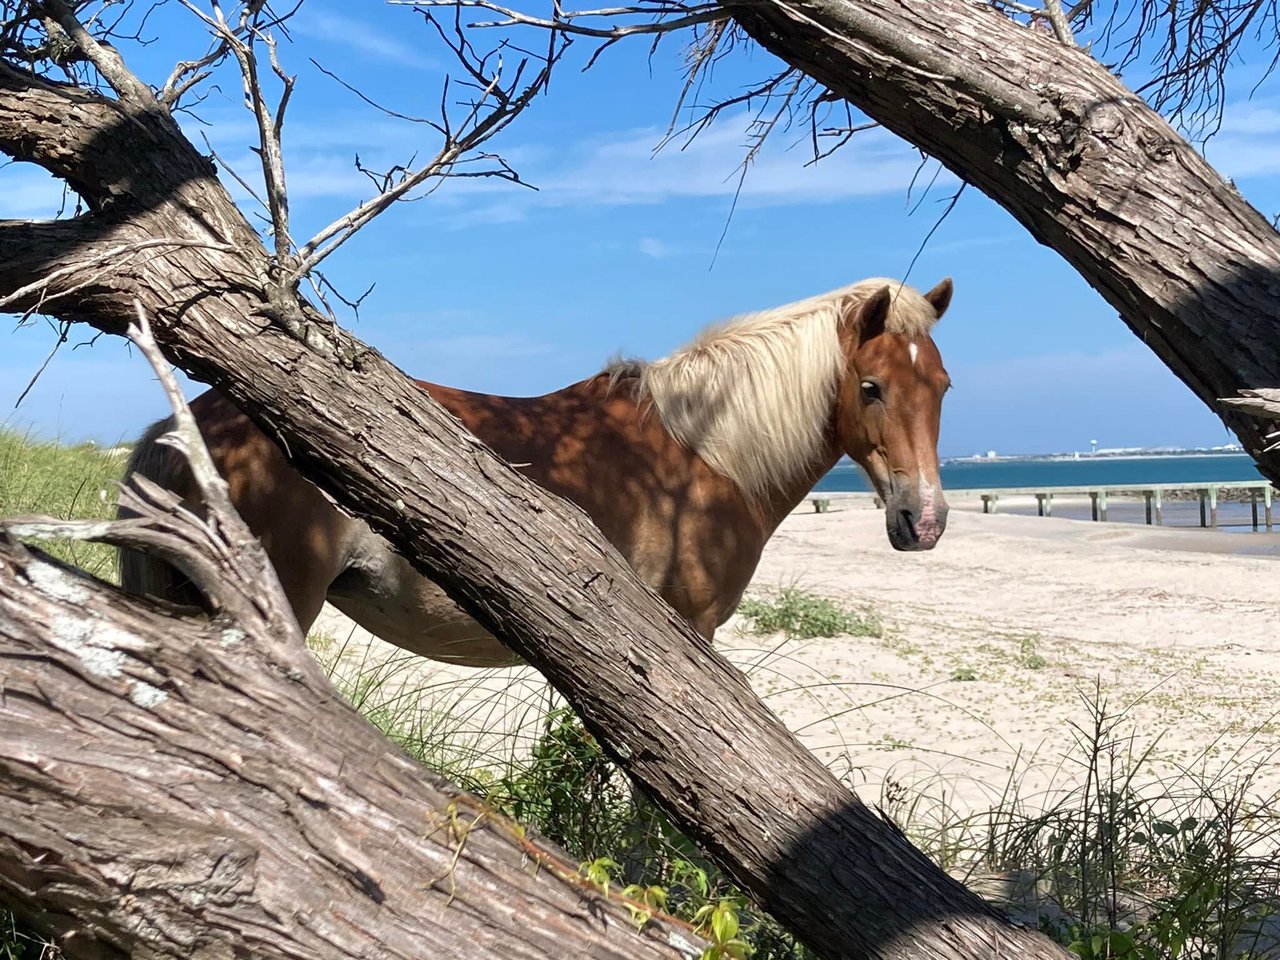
[836,278,952,551]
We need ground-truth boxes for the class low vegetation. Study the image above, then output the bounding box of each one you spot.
[0,429,123,583]
[3,435,1277,960]
[737,587,883,640]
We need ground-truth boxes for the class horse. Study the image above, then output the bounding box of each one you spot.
[119,276,954,667]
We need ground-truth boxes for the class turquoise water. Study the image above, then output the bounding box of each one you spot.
[813,454,1265,493]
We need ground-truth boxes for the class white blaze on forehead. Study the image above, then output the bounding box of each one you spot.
[908,342,919,366]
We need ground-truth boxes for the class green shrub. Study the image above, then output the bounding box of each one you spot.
[737,588,882,640]
[0,908,54,959]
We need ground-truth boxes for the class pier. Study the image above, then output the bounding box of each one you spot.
[811,480,1279,530]
[972,481,1276,530]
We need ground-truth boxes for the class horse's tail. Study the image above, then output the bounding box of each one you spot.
[117,415,202,607]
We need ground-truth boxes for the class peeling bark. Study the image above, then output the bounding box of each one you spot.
[0,535,706,960]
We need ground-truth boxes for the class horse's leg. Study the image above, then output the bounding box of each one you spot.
[253,481,357,638]
[270,540,346,637]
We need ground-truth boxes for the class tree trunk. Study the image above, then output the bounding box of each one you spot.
[722,0,1280,482]
[0,535,706,960]
[0,61,1072,959]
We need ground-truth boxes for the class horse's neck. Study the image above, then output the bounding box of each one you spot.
[755,442,844,533]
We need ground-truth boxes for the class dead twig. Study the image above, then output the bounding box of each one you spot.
[4,301,295,636]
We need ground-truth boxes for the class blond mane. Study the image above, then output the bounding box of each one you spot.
[606,278,940,501]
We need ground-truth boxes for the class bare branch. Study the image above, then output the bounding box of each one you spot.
[160,41,230,105]
[1042,0,1076,44]
[127,303,231,538]
[181,1,295,272]
[706,69,807,265]
[39,0,155,104]
[902,181,968,285]
[1223,388,1280,421]
[289,11,564,281]
[310,57,446,132]
[396,0,725,38]
[1222,389,1280,452]
[0,238,235,315]
[12,317,68,408]
[4,301,292,632]
[131,299,296,628]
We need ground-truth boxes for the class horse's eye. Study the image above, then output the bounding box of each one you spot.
[860,380,883,403]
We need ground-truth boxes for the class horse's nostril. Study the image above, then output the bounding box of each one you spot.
[899,509,917,538]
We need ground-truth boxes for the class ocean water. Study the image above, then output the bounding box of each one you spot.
[814,454,1275,534]
[813,453,1266,493]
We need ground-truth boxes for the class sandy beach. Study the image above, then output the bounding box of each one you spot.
[314,495,1280,822]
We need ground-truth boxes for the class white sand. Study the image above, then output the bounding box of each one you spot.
[313,497,1280,819]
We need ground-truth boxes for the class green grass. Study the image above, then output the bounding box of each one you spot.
[0,910,48,960]
[886,688,1280,960]
[315,637,1280,960]
[737,587,883,640]
[307,631,814,958]
[0,428,124,582]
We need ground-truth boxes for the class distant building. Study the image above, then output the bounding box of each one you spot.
[986,450,997,459]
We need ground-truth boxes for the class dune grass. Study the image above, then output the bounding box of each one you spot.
[0,428,124,583]
[737,587,883,641]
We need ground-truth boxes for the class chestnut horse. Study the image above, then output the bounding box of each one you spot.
[120,277,953,666]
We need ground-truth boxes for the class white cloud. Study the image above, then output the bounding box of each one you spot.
[533,119,951,207]
[1201,98,1280,179]
[292,10,436,69]
[426,114,956,230]
[184,109,956,228]
[639,237,670,258]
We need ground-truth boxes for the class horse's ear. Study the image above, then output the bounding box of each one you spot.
[924,277,953,320]
[857,285,893,343]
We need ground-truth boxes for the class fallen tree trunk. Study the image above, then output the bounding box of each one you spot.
[721,0,1280,482]
[0,53,1073,960]
[0,535,706,960]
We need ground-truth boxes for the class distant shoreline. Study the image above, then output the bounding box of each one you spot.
[942,450,1248,465]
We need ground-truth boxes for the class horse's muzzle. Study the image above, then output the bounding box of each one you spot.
[884,485,948,552]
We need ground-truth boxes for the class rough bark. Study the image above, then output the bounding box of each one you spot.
[0,59,1072,960]
[0,534,706,960]
[721,0,1280,482]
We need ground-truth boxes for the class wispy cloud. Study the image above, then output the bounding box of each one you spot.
[425,114,956,230]
[639,237,670,258]
[292,10,436,69]
[183,109,957,230]
[1202,98,1280,179]
[534,119,952,207]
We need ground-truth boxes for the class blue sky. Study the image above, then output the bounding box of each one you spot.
[3,1,1279,457]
